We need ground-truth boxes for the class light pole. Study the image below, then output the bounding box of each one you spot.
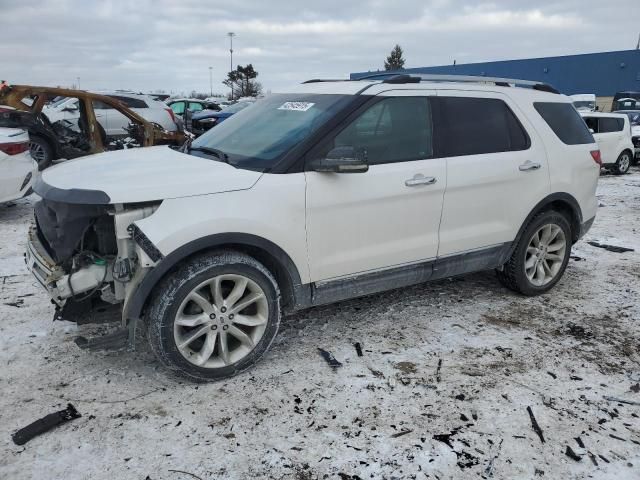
[208,66,213,97]
[227,32,235,100]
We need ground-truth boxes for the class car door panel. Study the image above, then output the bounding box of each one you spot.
[436,91,550,256]
[305,92,446,283]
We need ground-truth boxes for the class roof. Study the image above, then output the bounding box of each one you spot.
[351,49,640,97]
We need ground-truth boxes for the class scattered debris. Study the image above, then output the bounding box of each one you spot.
[587,241,634,253]
[436,358,443,383]
[368,368,384,378]
[629,383,640,393]
[394,361,417,374]
[167,469,204,480]
[547,371,557,379]
[526,406,545,444]
[603,395,640,406]
[570,255,584,261]
[3,299,24,308]
[317,348,342,368]
[354,342,363,357]
[484,439,503,478]
[574,437,585,448]
[12,404,81,445]
[565,446,582,462]
[390,429,413,438]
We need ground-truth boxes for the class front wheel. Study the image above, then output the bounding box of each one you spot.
[613,151,631,175]
[147,251,281,381]
[496,211,571,295]
[29,135,53,170]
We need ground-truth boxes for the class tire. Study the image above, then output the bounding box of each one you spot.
[613,151,631,175]
[496,210,572,296]
[29,135,53,170]
[147,251,281,381]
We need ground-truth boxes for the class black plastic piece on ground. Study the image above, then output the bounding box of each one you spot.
[75,328,129,350]
[12,404,81,445]
[318,348,342,368]
[354,342,363,357]
[527,406,545,443]
[587,241,634,253]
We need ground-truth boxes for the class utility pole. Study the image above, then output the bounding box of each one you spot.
[209,66,213,97]
[228,32,236,100]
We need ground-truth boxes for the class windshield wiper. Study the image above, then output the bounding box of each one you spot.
[188,145,231,164]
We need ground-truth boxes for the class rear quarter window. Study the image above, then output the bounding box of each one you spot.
[598,117,624,133]
[534,102,594,145]
[109,95,148,109]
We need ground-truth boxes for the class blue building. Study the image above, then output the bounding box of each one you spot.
[351,49,640,103]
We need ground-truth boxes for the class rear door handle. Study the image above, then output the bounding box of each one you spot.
[405,174,437,187]
[519,161,541,171]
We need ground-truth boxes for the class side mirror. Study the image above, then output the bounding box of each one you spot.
[589,128,595,134]
[310,146,368,173]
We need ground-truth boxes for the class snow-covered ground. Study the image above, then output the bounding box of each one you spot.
[1,169,639,480]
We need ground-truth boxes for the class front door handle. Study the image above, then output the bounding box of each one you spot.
[405,174,437,187]
[519,161,541,172]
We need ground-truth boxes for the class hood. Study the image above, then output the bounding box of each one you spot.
[193,109,228,120]
[36,146,262,205]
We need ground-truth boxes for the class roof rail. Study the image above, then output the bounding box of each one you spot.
[353,72,560,94]
[302,79,347,84]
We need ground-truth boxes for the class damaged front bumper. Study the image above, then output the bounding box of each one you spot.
[25,224,67,306]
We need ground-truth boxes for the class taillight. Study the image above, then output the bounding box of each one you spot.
[0,141,29,155]
[590,150,602,167]
[165,107,176,124]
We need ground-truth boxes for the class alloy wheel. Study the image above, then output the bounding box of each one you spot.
[618,153,630,173]
[173,274,269,368]
[524,224,567,287]
[29,141,46,166]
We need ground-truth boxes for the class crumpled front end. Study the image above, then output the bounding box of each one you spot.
[25,197,161,327]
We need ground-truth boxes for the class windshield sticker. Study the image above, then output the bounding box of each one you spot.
[278,102,315,112]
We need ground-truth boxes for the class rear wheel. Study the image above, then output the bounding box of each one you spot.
[496,210,572,295]
[613,151,631,175]
[29,135,53,170]
[147,251,281,381]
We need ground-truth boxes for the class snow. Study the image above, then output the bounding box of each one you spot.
[1,169,640,479]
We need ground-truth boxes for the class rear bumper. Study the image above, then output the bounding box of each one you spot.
[579,216,595,240]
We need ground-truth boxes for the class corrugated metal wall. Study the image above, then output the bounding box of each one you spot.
[351,50,640,98]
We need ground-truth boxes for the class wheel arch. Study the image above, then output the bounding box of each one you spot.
[125,233,305,322]
[510,193,583,259]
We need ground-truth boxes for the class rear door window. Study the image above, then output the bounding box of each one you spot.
[436,97,530,157]
[534,102,594,145]
[598,117,624,133]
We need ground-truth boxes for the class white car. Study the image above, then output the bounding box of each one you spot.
[0,127,37,203]
[571,93,596,112]
[26,74,600,381]
[581,112,635,174]
[42,92,178,137]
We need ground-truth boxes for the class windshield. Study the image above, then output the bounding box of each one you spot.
[573,101,595,110]
[190,93,353,171]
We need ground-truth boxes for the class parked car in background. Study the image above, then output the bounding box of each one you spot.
[190,100,254,136]
[26,74,599,380]
[612,92,640,111]
[581,112,634,174]
[0,127,37,203]
[0,84,186,168]
[43,91,178,136]
[613,110,640,163]
[570,94,596,112]
[167,99,221,131]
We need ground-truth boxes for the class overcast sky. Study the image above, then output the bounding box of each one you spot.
[1,0,638,96]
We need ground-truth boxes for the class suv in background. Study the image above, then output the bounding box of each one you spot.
[26,74,599,381]
[581,112,634,174]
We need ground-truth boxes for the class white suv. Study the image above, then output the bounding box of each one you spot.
[26,75,600,380]
[581,112,635,174]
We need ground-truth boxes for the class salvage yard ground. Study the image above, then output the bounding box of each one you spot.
[1,169,640,479]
